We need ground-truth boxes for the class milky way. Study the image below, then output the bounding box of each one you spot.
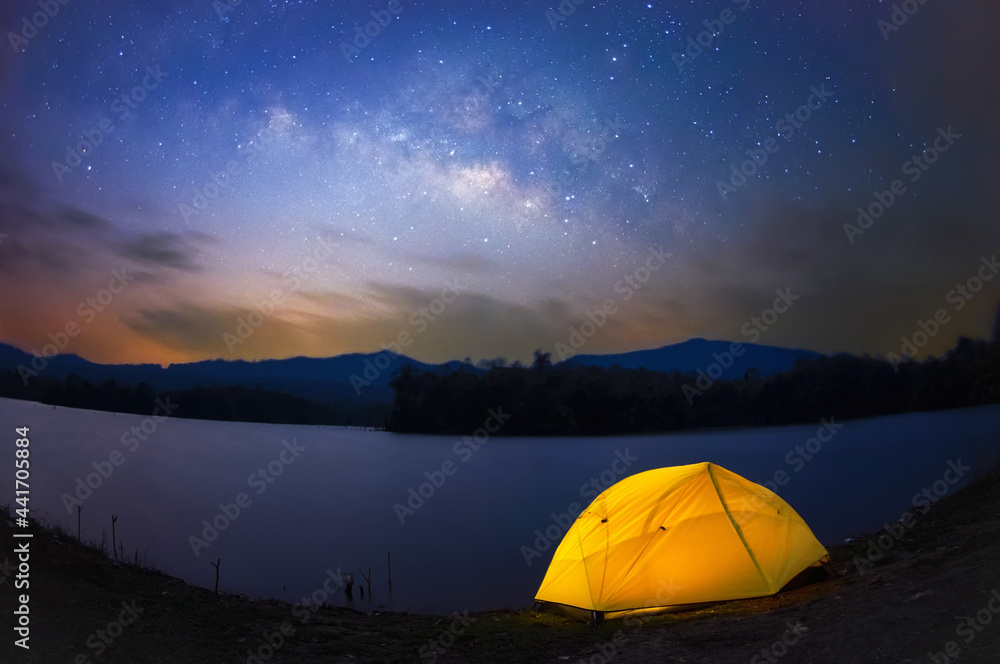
[0,0,997,366]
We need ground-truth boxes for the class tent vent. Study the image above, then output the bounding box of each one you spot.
[601,519,608,523]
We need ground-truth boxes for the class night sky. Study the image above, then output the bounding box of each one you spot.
[1,0,997,367]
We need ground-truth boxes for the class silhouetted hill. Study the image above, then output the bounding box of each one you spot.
[3,333,998,432]
[563,338,823,378]
[388,337,1000,435]
[0,340,820,406]
[0,343,451,405]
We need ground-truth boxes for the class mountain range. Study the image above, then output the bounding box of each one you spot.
[0,339,824,407]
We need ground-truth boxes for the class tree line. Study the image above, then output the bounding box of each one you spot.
[2,323,997,435]
[387,335,1000,435]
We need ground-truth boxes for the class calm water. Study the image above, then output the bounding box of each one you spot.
[3,397,999,614]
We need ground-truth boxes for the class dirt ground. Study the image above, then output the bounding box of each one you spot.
[2,464,999,664]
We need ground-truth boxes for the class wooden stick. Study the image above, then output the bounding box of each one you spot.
[211,558,221,594]
[360,567,372,596]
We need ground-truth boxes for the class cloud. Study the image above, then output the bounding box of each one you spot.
[407,251,497,274]
[118,232,216,272]
[121,303,255,356]
[0,170,218,281]
[0,189,117,278]
[59,208,111,230]
[675,192,1000,358]
[108,279,577,365]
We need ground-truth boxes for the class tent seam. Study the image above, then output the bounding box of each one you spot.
[576,501,605,611]
[607,480,691,602]
[706,463,775,591]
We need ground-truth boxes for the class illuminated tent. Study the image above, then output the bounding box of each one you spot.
[534,462,829,621]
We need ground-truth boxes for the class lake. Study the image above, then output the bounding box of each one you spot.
[4,397,999,615]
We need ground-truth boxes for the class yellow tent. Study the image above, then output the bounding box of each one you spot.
[534,462,829,620]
